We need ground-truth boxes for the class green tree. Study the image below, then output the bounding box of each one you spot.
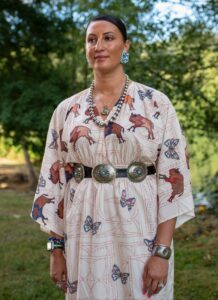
[0,0,217,191]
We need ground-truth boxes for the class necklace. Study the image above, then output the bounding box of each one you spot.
[88,75,130,127]
[101,105,110,116]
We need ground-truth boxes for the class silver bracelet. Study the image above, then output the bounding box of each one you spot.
[151,244,172,260]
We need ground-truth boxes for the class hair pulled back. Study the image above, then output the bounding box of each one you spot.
[86,14,128,41]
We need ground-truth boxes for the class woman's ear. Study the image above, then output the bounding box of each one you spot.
[124,40,131,52]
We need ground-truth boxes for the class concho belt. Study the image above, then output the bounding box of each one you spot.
[73,162,156,183]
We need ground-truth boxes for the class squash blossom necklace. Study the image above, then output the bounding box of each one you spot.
[88,75,130,127]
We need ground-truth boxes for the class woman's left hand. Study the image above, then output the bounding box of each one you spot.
[142,256,169,298]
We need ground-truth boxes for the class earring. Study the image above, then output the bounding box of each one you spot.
[121,51,129,64]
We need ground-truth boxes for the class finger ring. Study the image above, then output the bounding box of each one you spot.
[158,282,165,289]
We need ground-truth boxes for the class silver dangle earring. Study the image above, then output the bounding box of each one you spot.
[121,50,129,64]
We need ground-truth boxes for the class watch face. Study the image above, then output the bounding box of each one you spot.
[47,241,53,251]
[163,248,169,256]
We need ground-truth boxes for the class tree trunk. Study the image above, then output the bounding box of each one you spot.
[21,138,38,191]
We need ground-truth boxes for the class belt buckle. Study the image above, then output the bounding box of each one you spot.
[74,163,85,183]
[127,161,147,182]
[92,164,116,183]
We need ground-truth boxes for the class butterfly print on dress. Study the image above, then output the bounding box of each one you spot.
[83,216,101,235]
[31,194,55,225]
[159,168,184,202]
[164,139,180,160]
[48,129,59,150]
[112,264,130,284]
[36,174,46,194]
[144,235,156,252]
[138,89,154,100]
[67,280,78,294]
[120,189,136,211]
[105,122,125,143]
[128,113,154,140]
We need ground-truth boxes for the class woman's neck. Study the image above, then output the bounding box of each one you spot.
[93,69,126,95]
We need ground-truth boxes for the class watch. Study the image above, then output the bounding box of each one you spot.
[151,244,172,260]
[47,237,64,252]
[47,240,64,251]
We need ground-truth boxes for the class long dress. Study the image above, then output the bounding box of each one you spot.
[31,80,195,300]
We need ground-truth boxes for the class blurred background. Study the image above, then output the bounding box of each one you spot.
[0,0,217,299]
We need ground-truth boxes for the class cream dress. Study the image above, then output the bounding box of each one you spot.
[31,81,195,300]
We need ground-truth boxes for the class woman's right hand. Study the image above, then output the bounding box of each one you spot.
[50,249,67,293]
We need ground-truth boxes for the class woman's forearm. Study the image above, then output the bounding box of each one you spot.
[49,231,65,256]
[155,218,177,246]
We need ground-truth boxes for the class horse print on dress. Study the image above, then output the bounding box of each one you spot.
[105,122,125,143]
[67,280,78,294]
[144,235,157,252]
[138,89,154,101]
[128,113,155,140]
[49,160,64,188]
[84,106,99,124]
[120,189,136,211]
[65,103,80,120]
[159,168,184,202]
[56,198,64,219]
[164,139,180,160]
[48,129,59,150]
[112,264,130,284]
[64,163,74,182]
[31,194,55,225]
[70,126,95,150]
[124,95,135,110]
[35,173,46,194]
[59,129,68,152]
[83,216,101,235]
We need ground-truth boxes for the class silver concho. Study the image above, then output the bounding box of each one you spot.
[92,164,116,183]
[74,164,85,183]
[127,161,147,182]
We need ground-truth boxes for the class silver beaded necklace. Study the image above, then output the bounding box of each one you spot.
[87,75,130,127]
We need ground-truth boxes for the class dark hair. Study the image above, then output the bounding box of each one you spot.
[87,14,128,41]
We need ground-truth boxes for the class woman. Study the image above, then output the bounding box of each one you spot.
[31,15,195,299]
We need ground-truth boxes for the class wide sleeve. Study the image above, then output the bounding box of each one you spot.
[30,103,69,237]
[156,98,195,228]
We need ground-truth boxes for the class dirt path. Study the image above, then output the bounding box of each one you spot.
[0,158,31,192]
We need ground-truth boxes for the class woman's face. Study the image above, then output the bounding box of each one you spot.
[86,20,130,73]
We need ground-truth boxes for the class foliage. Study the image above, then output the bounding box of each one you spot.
[204,173,218,216]
[0,0,217,189]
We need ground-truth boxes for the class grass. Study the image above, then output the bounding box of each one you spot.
[0,190,217,300]
[174,215,218,300]
[0,190,63,300]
